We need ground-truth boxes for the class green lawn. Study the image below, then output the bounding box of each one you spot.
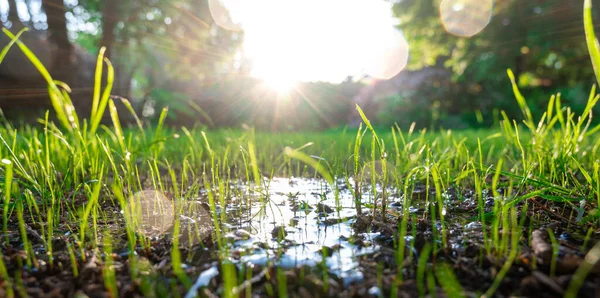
[1,99,599,296]
[1,2,600,296]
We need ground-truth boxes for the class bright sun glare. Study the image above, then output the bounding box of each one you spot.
[263,76,296,94]
[209,0,409,90]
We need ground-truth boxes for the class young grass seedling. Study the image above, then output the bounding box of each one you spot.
[2,158,13,244]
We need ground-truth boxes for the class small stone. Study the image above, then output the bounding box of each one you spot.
[289,218,300,226]
[532,229,552,262]
[224,233,237,242]
[51,237,67,250]
[319,246,334,257]
[271,226,287,239]
[353,215,370,233]
[234,229,251,240]
[322,218,342,226]
[291,201,312,212]
[316,203,334,213]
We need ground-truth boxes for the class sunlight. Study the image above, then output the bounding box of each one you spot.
[263,75,296,95]
[209,0,408,84]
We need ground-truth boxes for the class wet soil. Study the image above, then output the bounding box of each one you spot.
[1,177,599,297]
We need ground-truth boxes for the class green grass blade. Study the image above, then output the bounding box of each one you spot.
[435,263,466,298]
[507,69,533,129]
[284,147,333,185]
[585,0,600,85]
[356,104,374,134]
[120,97,145,135]
[565,240,600,298]
[2,159,13,245]
[1,28,76,130]
[417,244,432,297]
[90,57,114,136]
[189,101,215,127]
[108,99,126,154]
[0,27,28,64]
[59,87,80,129]
[171,219,193,289]
[0,249,13,297]
[155,107,169,140]
[91,47,106,123]
[356,104,383,150]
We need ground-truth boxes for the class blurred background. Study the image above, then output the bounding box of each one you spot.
[0,0,598,130]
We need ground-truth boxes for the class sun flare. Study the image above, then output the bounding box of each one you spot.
[209,0,409,84]
[263,76,296,94]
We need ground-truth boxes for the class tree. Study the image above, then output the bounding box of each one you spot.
[390,0,599,126]
[7,0,20,24]
[41,0,73,77]
[100,0,119,59]
[1,0,243,123]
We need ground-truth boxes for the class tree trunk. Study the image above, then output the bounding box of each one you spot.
[41,0,71,51]
[100,0,119,59]
[7,0,20,24]
[41,0,73,81]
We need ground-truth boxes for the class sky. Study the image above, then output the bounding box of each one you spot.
[209,0,410,86]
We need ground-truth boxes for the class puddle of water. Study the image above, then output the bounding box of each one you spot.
[186,265,219,298]
[218,178,379,285]
[173,178,499,286]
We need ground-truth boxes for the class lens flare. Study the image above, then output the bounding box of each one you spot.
[177,202,213,246]
[125,190,174,238]
[210,0,404,83]
[365,29,410,80]
[208,0,242,31]
[263,76,296,95]
[125,191,213,245]
[440,0,494,37]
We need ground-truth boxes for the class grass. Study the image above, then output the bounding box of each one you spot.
[1,1,600,297]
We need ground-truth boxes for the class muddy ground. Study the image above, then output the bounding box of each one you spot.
[1,178,599,297]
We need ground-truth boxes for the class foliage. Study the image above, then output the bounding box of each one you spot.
[1,0,243,126]
[388,0,600,129]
